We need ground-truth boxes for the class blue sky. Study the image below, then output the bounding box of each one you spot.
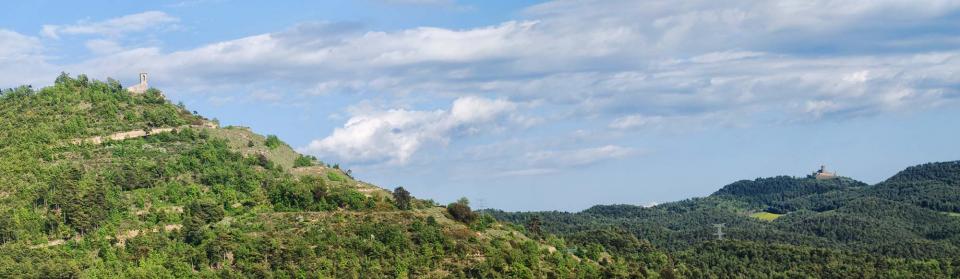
[2,0,959,211]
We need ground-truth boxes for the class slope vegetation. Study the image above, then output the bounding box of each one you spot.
[0,75,611,278]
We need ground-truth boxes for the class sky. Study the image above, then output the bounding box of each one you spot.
[2,0,959,211]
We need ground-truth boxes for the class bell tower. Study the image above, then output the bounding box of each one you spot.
[126,72,150,94]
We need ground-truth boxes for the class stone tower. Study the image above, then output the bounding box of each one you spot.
[126,72,149,94]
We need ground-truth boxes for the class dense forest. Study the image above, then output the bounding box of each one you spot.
[488,162,960,278]
[3,74,960,278]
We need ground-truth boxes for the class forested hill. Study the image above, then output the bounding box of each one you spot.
[5,74,960,278]
[884,161,960,185]
[0,74,630,278]
[487,161,960,278]
[870,161,960,213]
[710,176,867,212]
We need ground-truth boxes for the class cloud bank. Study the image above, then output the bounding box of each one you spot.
[41,11,179,39]
[4,0,959,168]
[301,96,521,165]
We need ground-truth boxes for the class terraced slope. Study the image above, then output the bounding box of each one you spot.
[0,75,613,278]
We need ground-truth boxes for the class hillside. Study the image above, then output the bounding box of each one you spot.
[869,161,960,212]
[488,163,960,277]
[0,75,620,278]
[5,74,959,278]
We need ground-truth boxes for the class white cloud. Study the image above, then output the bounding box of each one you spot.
[804,100,842,118]
[524,145,636,169]
[0,30,41,59]
[300,96,521,165]
[487,145,637,177]
[42,11,179,39]
[3,0,958,204]
[0,30,52,86]
[843,70,869,83]
[48,1,957,123]
[4,1,959,168]
[686,51,765,64]
[610,115,665,130]
[450,97,517,128]
[608,111,753,132]
[84,39,124,55]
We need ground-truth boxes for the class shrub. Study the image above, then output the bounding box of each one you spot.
[327,172,344,182]
[294,155,314,168]
[393,187,412,210]
[0,213,15,244]
[187,199,225,224]
[256,153,272,169]
[525,216,542,238]
[113,160,165,191]
[447,198,476,224]
[264,135,283,149]
[329,189,370,210]
[472,213,497,231]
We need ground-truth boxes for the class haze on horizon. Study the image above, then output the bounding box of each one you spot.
[2,0,959,211]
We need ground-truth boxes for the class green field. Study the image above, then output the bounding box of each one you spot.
[749,212,784,221]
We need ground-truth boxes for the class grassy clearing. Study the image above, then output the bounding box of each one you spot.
[750,212,783,221]
[204,126,300,169]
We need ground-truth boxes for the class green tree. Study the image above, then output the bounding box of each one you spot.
[447,197,476,224]
[182,215,205,245]
[187,199,224,224]
[49,167,109,234]
[393,187,412,210]
[526,216,542,239]
[264,135,283,149]
[0,213,15,244]
[294,155,314,168]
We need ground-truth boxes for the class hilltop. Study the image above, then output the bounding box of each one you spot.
[5,74,959,278]
[0,74,621,278]
[488,163,960,277]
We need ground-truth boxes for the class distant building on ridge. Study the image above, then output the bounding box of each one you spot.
[810,165,837,180]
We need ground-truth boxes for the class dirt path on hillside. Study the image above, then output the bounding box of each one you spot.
[70,127,179,145]
[133,205,184,216]
[69,122,216,145]
[29,224,182,249]
[114,224,182,247]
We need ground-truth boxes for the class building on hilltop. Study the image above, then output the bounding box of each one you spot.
[126,72,149,94]
[810,165,837,180]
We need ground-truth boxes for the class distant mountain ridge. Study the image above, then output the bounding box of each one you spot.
[711,175,867,212]
[4,74,958,278]
[488,160,960,277]
[870,161,960,213]
[884,161,960,185]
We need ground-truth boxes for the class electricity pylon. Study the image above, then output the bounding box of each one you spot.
[713,223,725,240]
